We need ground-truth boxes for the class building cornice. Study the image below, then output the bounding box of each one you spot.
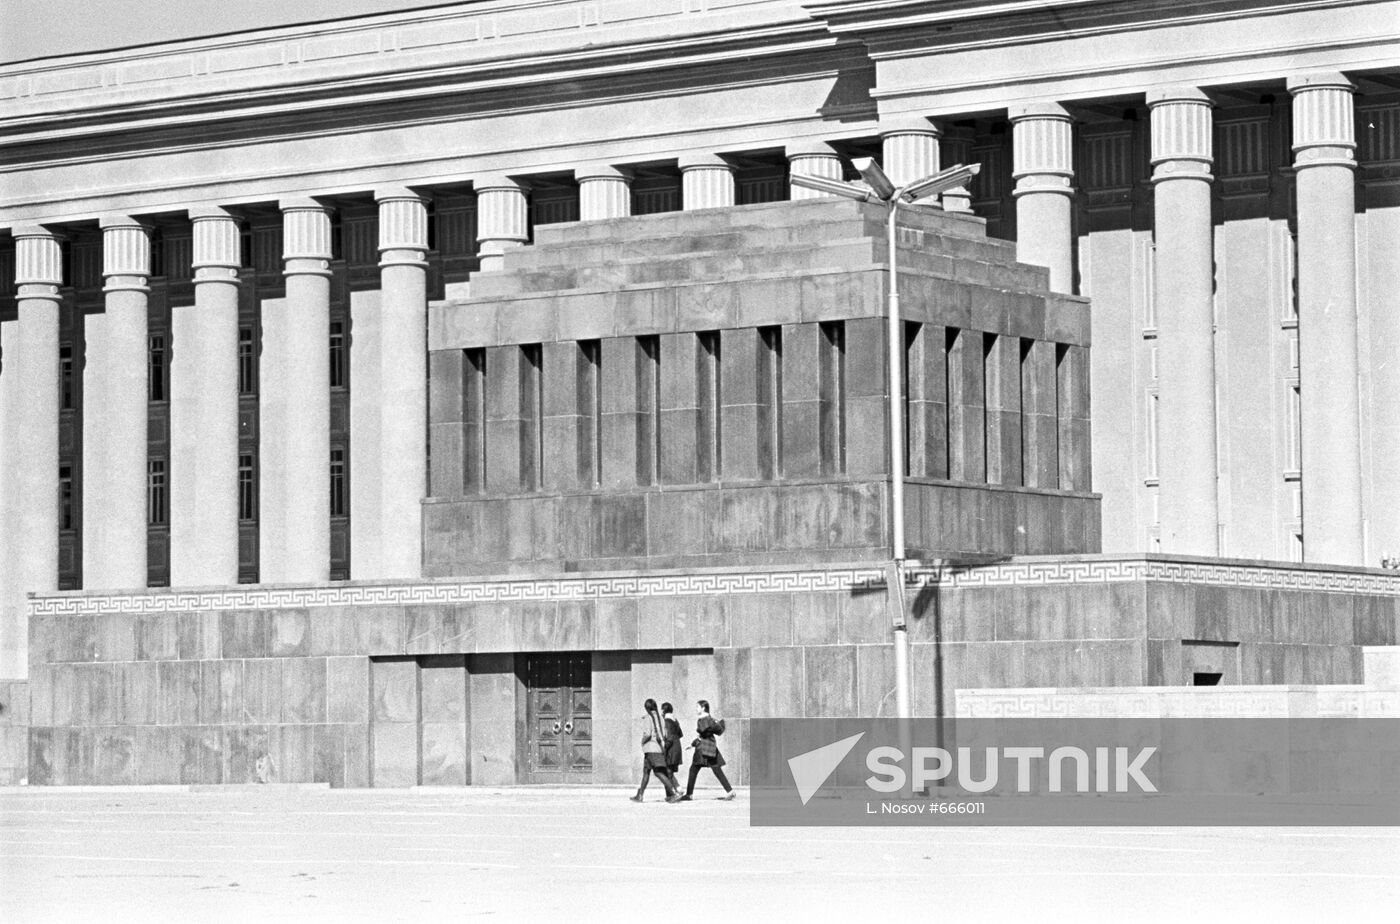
[0,1,828,139]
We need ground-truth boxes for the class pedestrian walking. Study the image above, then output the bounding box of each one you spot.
[661,702,684,779]
[681,699,735,801]
[630,698,682,803]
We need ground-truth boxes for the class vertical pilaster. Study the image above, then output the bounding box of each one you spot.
[475,176,528,272]
[880,118,941,187]
[376,188,429,578]
[3,226,62,676]
[679,154,735,211]
[785,142,843,199]
[1290,72,1363,565]
[171,207,241,587]
[261,198,332,583]
[575,166,632,220]
[1149,86,1219,555]
[84,215,150,589]
[1010,103,1075,292]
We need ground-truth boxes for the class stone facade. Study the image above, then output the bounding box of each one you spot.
[3,2,1400,786]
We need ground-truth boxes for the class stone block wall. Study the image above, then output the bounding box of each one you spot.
[0,679,27,784]
[426,198,1097,574]
[20,554,1398,787]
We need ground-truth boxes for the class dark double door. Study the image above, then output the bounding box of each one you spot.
[524,653,593,783]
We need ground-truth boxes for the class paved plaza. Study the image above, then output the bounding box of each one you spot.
[1,787,1396,922]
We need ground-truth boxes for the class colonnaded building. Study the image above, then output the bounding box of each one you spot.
[0,0,1397,787]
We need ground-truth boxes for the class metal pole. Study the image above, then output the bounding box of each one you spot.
[887,200,914,796]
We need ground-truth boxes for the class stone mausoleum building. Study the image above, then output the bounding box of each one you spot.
[0,0,1398,786]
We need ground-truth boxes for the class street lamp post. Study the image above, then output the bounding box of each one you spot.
[792,160,981,738]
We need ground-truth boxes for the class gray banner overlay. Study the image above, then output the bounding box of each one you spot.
[748,718,1400,826]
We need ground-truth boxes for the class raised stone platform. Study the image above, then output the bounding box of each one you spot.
[19,554,1398,786]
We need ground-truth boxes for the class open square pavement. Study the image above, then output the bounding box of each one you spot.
[1,786,1396,922]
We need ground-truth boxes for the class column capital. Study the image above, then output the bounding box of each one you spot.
[377,190,429,269]
[1011,102,1074,191]
[1149,86,1213,179]
[878,116,941,139]
[785,140,840,160]
[677,152,732,172]
[473,174,525,193]
[99,213,151,293]
[374,186,426,205]
[573,164,631,183]
[281,197,333,276]
[1008,101,1072,123]
[13,224,63,299]
[189,206,242,283]
[1289,71,1356,165]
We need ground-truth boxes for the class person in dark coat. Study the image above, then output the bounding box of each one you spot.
[630,698,681,803]
[661,702,684,778]
[681,699,735,801]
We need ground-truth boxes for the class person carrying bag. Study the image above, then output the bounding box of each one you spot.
[681,699,735,801]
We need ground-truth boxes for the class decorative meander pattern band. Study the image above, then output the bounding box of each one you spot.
[29,559,1400,617]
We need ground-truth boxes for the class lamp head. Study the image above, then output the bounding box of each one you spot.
[852,157,897,200]
[899,163,981,203]
[789,172,877,202]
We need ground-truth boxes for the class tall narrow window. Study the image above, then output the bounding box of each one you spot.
[819,322,846,475]
[758,326,783,480]
[148,334,166,402]
[147,459,167,526]
[520,344,543,491]
[1145,391,1160,482]
[59,464,74,530]
[577,340,601,487]
[329,320,346,389]
[329,448,347,517]
[697,331,721,482]
[1285,384,1302,474]
[238,326,256,395]
[238,453,256,522]
[60,345,74,410]
[635,336,661,485]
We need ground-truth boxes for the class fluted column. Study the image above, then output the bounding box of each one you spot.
[880,118,940,187]
[1149,87,1219,555]
[475,176,528,272]
[83,215,150,589]
[171,207,241,587]
[2,226,62,676]
[679,154,735,210]
[378,189,428,578]
[1290,73,1363,565]
[786,141,843,199]
[1010,103,1075,292]
[575,165,632,220]
[261,198,332,583]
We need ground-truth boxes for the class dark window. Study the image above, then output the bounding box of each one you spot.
[238,327,256,395]
[147,459,167,526]
[148,334,166,402]
[463,348,486,493]
[329,320,346,389]
[238,453,256,522]
[330,447,347,517]
[60,345,74,410]
[59,464,74,530]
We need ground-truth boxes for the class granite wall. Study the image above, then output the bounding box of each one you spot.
[0,679,27,784]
